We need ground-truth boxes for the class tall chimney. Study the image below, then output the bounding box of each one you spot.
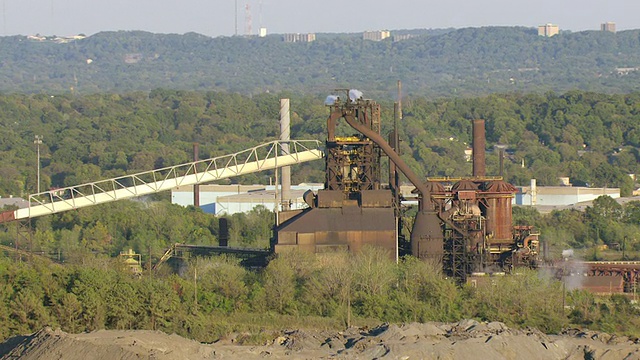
[280,99,291,210]
[472,119,486,177]
[397,80,403,120]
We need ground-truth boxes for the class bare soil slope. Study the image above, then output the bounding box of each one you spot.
[2,320,640,360]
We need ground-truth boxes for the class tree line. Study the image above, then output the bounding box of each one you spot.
[1,247,638,344]
[0,90,637,198]
[1,27,640,96]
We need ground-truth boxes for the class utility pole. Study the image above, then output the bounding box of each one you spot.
[34,135,42,193]
[194,259,198,313]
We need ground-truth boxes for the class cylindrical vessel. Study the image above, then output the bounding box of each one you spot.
[483,180,517,243]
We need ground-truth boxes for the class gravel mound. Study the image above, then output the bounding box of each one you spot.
[3,320,640,360]
[0,327,216,360]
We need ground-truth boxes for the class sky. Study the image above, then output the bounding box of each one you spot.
[2,0,639,37]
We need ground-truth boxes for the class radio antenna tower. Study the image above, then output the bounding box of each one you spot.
[3,0,6,35]
[234,0,238,36]
[245,3,252,37]
[50,0,55,35]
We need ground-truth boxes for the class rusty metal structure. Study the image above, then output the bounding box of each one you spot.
[272,91,540,282]
[273,92,398,256]
[555,261,640,294]
[426,120,540,281]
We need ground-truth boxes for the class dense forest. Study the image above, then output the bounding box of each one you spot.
[0,90,637,197]
[1,27,640,96]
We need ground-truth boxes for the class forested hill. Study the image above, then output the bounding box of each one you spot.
[0,90,638,198]
[2,27,640,97]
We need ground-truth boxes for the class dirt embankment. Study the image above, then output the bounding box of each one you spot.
[2,319,640,360]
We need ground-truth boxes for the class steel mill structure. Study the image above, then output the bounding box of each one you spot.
[4,91,639,291]
[0,91,542,283]
[272,93,540,281]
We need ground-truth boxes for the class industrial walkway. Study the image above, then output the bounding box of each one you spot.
[0,140,323,223]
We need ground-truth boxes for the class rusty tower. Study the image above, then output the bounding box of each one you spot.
[273,92,398,257]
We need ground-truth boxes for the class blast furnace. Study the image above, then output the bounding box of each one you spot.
[273,92,398,257]
[272,91,539,281]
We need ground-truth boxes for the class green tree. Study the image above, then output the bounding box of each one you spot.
[469,269,566,333]
[585,195,624,245]
[350,246,396,319]
[263,254,296,314]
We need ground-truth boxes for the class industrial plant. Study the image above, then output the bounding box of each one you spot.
[272,91,539,282]
[1,89,638,292]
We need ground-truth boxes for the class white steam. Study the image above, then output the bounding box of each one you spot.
[324,95,338,105]
[349,89,363,101]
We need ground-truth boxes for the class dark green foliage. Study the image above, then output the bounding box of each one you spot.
[469,269,567,333]
[2,28,640,96]
[3,251,637,343]
[0,90,638,199]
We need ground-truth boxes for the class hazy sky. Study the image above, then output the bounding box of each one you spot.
[2,0,638,37]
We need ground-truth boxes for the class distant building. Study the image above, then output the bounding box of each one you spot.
[171,183,324,215]
[26,34,86,43]
[0,196,29,210]
[393,34,416,42]
[464,148,473,162]
[538,24,559,37]
[124,53,143,64]
[259,27,268,37]
[363,30,391,41]
[601,22,616,33]
[514,179,620,210]
[27,35,46,41]
[615,67,639,75]
[283,33,316,43]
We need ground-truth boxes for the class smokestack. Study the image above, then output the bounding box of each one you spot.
[193,143,200,208]
[397,80,403,120]
[280,99,291,210]
[499,147,505,177]
[472,119,486,177]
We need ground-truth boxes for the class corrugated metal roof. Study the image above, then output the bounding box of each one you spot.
[172,183,324,193]
[517,186,620,197]
[0,197,29,209]
[172,184,266,193]
[218,189,308,202]
[279,207,396,232]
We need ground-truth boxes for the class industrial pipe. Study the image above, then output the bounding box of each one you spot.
[338,108,431,205]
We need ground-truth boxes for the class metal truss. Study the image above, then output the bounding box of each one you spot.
[3,140,323,222]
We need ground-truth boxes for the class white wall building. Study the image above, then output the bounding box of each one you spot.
[538,24,559,37]
[514,182,619,207]
[363,30,390,41]
[171,183,324,215]
[172,181,624,216]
